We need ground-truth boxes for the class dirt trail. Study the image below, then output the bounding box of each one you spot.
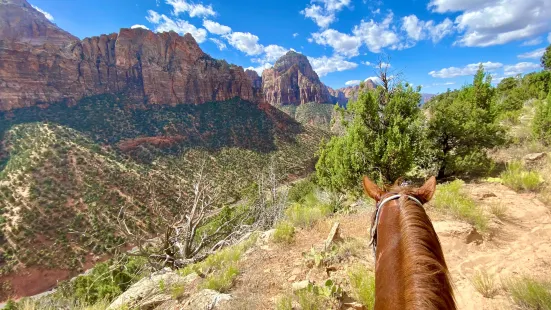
[444,183,551,310]
[226,182,551,309]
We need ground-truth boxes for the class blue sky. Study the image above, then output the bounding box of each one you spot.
[29,0,551,93]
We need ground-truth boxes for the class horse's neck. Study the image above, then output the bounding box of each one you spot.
[375,200,456,310]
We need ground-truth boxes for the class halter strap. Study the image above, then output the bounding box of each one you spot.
[369,194,424,257]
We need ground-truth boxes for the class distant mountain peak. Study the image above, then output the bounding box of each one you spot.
[0,0,78,45]
[262,52,331,105]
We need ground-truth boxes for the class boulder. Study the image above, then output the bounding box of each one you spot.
[292,280,311,292]
[324,222,343,251]
[523,152,547,162]
[181,289,232,310]
[107,271,198,310]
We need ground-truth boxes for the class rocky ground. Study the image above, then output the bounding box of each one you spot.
[101,180,551,310]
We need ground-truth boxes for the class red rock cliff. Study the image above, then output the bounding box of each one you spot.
[261,51,332,106]
[0,0,255,111]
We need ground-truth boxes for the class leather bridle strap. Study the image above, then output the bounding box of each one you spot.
[369,194,424,257]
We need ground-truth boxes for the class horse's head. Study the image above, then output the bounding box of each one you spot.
[363,176,437,256]
[362,176,456,310]
[362,176,437,205]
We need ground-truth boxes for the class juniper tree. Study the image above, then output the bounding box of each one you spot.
[316,62,424,191]
[426,65,505,178]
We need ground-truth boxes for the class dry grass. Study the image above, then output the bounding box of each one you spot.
[471,270,499,298]
[501,161,543,192]
[503,276,551,309]
[489,203,508,221]
[431,180,489,231]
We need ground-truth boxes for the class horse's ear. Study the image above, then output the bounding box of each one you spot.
[415,176,437,204]
[363,176,384,201]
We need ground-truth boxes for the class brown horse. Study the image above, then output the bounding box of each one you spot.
[363,176,456,310]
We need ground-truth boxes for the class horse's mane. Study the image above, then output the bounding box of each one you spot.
[393,186,456,310]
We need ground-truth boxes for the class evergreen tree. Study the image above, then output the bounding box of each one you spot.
[316,80,423,192]
[426,65,505,178]
[542,44,551,71]
[532,92,551,145]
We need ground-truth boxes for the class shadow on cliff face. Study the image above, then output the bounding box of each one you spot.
[0,94,304,166]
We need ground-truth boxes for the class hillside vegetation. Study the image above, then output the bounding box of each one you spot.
[0,95,329,301]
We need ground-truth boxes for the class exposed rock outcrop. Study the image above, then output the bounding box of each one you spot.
[0,0,255,111]
[246,69,263,99]
[262,51,332,106]
[327,81,377,106]
[107,271,199,310]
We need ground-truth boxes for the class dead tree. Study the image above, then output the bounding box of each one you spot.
[118,161,255,270]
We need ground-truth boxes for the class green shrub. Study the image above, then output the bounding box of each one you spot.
[431,180,488,231]
[200,263,239,292]
[504,276,551,309]
[288,178,316,203]
[533,94,551,145]
[501,161,543,192]
[272,221,295,244]
[275,295,293,310]
[55,256,147,305]
[295,290,328,310]
[285,201,331,228]
[179,233,258,278]
[347,264,375,308]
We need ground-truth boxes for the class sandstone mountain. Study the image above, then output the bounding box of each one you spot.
[0,0,254,111]
[0,0,370,115]
[262,51,332,106]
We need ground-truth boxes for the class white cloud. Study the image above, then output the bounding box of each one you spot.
[352,13,400,53]
[428,0,491,13]
[522,37,543,46]
[380,62,391,68]
[429,61,503,78]
[146,10,162,23]
[432,82,456,86]
[293,33,299,38]
[202,20,231,35]
[307,55,358,77]
[32,5,54,21]
[166,0,216,18]
[345,80,361,86]
[518,47,546,59]
[430,0,551,47]
[262,45,289,62]
[210,38,226,50]
[365,76,382,84]
[402,15,423,41]
[311,29,362,57]
[301,0,351,28]
[362,61,372,66]
[131,24,149,30]
[401,15,454,43]
[146,10,207,43]
[503,62,541,76]
[245,63,273,75]
[225,32,264,55]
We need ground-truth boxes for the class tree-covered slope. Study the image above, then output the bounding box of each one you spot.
[0,95,328,296]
